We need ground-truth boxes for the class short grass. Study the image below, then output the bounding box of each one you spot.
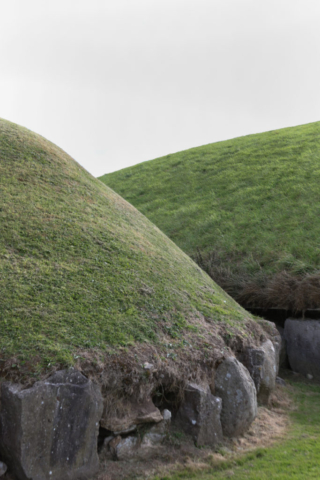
[100,121,320,281]
[153,378,320,480]
[0,118,250,373]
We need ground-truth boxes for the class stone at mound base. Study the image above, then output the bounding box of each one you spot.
[239,339,277,405]
[215,357,257,437]
[142,409,172,446]
[110,436,139,461]
[175,383,223,446]
[257,319,281,374]
[285,318,320,379]
[0,370,103,480]
[101,396,162,434]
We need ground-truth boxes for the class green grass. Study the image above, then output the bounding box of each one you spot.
[0,118,251,372]
[153,379,320,480]
[100,121,320,281]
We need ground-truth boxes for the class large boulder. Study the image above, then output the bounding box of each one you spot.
[0,369,103,480]
[257,319,281,374]
[285,318,320,378]
[175,383,223,447]
[239,339,277,404]
[100,396,163,434]
[215,357,257,437]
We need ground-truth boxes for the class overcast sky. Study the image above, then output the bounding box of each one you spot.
[1,0,320,177]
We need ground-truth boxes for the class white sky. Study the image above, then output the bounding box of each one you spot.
[1,0,320,177]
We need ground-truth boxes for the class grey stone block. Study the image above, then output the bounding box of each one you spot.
[175,383,223,446]
[285,318,320,379]
[0,369,103,480]
[101,395,162,434]
[257,319,281,374]
[240,339,277,404]
[215,357,257,437]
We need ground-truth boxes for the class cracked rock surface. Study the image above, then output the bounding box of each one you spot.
[0,369,103,480]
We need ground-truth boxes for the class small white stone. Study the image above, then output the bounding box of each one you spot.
[191,419,197,425]
[162,409,172,421]
[143,362,154,370]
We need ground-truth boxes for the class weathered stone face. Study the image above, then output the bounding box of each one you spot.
[239,339,277,404]
[285,318,320,379]
[258,339,277,403]
[101,396,163,434]
[106,409,172,461]
[110,435,139,461]
[215,357,257,437]
[0,369,103,480]
[142,409,172,446]
[175,383,223,447]
[257,319,281,374]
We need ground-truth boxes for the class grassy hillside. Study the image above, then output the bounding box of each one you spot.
[100,122,320,310]
[0,118,253,375]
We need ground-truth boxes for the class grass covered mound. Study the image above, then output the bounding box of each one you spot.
[0,118,254,375]
[100,121,320,311]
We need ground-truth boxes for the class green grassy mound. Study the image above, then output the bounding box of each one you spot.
[100,122,320,310]
[0,118,252,373]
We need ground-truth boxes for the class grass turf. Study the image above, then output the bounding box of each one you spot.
[0,118,251,372]
[153,377,320,480]
[100,122,320,298]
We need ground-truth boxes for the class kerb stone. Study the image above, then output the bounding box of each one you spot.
[175,383,223,446]
[0,369,103,480]
[215,357,257,437]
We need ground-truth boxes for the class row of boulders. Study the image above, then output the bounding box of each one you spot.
[174,356,259,446]
[102,355,264,461]
[0,322,281,480]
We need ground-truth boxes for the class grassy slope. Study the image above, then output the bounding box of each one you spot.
[155,377,320,480]
[100,122,320,279]
[0,119,250,371]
